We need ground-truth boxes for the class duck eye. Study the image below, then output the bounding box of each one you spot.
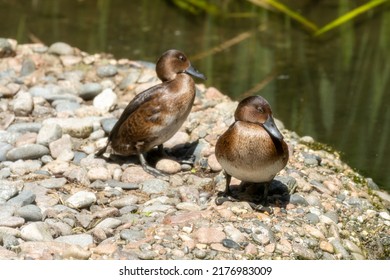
[178,55,185,61]
[257,107,264,113]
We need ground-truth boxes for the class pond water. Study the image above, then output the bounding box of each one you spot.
[1,0,389,192]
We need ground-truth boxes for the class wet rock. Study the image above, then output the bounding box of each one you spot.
[6,144,49,160]
[66,191,97,209]
[222,238,241,250]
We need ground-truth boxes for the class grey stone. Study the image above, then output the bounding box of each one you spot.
[6,144,49,160]
[36,123,62,146]
[48,42,74,55]
[109,195,139,208]
[96,65,118,77]
[7,122,41,134]
[15,205,43,221]
[66,191,96,209]
[73,151,87,164]
[6,190,36,207]
[55,101,80,112]
[55,234,94,248]
[222,238,241,249]
[79,83,103,100]
[101,118,117,134]
[30,85,81,103]
[120,229,145,242]
[289,194,308,206]
[49,134,72,159]
[304,213,320,225]
[118,69,141,89]
[10,160,42,176]
[2,234,19,249]
[251,223,273,246]
[0,142,13,161]
[140,179,169,194]
[293,243,316,260]
[0,167,11,179]
[95,218,122,230]
[20,58,36,76]
[20,222,53,241]
[324,211,339,223]
[43,118,93,138]
[12,91,33,116]
[0,205,17,220]
[330,238,350,259]
[38,177,67,189]
[0,216,25,228]
[64,167,90,186]
[142,204,173,213]
[0,180,19,201]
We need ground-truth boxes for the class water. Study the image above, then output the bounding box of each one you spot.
[1,0,389,191]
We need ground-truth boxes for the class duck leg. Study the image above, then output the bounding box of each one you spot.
[215,173,238,205]
[247,182,273,214]
[138,152,166,177]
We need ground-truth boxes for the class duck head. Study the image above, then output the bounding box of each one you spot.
[234,95,284,141]
[156,49,206,82]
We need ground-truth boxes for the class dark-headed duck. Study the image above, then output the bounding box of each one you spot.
[215,95,289,210]
[96,49,206,176]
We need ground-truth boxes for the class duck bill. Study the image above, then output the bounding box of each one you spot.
[263,115,284,141]
[184,64,207,80]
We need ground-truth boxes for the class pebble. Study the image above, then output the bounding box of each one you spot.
[79,83,103,100]
[6,144,49,160]
[48,42,74,55]
[109,195,139,208]
[96,65,118,77]
[290,193,309,206]
[120,229,145,242]
[21,222,53,241]
[193,227,226,244]
[66,191,97,209]
[329,238,350,259]
[49,134,73,159]
[95,218,122,230]
[156,159,181,174]
[15,205,43,221]
[55,234,94,248]
[0,42,388,261]
[222,238,241,250]
[6,190,36,207]
[12,91,33,116]
[93,88,117,112]
[140,179,169,194]
[0,180,19,201]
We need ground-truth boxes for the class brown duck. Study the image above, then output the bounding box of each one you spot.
[96,49,206,176]
[215,95,289,210]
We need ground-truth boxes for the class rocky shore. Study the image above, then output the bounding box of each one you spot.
[0,38,389,260]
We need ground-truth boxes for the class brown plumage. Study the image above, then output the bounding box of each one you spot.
[96,50,206,176]
[215,95,289,209]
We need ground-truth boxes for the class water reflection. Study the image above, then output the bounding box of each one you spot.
[0,0,389,191]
